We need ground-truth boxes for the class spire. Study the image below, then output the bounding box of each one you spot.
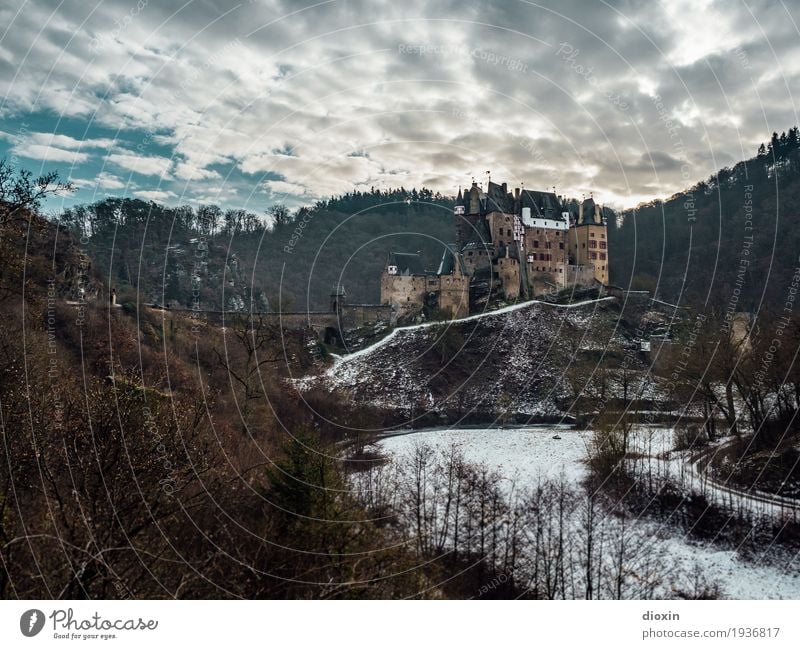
[456,186,463,205]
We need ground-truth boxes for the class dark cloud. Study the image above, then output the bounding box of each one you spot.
[0,0,797,209]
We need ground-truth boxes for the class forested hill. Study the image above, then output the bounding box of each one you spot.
[610,128,800,311]
[59,127,800,315]
[59,188,455,311]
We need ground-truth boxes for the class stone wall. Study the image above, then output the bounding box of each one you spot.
[487,211,516,248]
[567,264,597,287]
[436,274,470,318]
[528,270,563,296]
[568,223,609,285]
[339,304,394,328]
[494,256,520,300]
[380,271,427,319]
[462,247,492,276]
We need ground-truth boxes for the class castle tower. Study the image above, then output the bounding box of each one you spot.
[568,196,608,285]
[330,286,346,313]
[436,245,470,319]
[454,187,466,249]
[456,182,484,250]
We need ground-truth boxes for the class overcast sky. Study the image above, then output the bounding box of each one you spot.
[0,0,798,212]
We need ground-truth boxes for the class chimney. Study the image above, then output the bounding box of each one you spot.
[514,187,520,199]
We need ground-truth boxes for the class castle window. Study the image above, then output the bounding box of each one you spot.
[589,240,597,248]
[559,242,564,249]
[533,240,539,248]
[582,243,585,248]
[601,233,605,238]
[507,229,512,236]
[600,241,607,249]
[599,252,606,260]
[545,241,552,249]
[590,231,595,237]
[590,251,598,260]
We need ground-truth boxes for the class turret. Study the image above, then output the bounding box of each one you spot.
[330,285,346,313]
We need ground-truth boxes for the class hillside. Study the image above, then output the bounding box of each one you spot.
[304,296,673,426]
[60,190,455,312]
[1,193,437,599]
[611,129,800,309]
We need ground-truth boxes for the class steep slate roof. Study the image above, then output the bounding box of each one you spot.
[578,196,604,225]
[520,189,564,220]
[437,244,467,275]
[484,181,514,213]
[388,252,425,276]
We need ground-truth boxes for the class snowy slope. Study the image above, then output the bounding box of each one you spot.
[310,297,638,417]
[377,426,800,599]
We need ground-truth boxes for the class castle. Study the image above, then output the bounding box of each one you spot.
[380,180,610,320]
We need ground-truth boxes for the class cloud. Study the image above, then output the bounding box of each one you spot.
[0,0,797,210]
[173,161,221,181]
[11,143,90,164]
[106,152,173,177]
[71,171,128,191]
[263,179,308,196]
[134,189,176,201]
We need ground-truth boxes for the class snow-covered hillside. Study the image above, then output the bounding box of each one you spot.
[308,297,641,419]
[376,426,800,599]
